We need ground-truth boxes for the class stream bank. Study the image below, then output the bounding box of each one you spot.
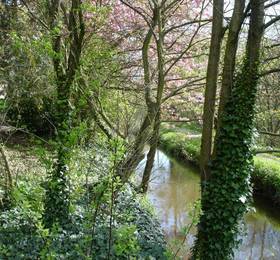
[159,123,280,208]
[140,149,280,259]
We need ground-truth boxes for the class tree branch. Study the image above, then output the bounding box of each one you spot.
[254,149,280,154]
[259,131,280,137]
[264,15,280,29]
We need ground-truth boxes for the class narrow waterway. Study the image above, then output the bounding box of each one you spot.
[138,149,280,259]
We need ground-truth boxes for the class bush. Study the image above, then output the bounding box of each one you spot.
[6,96,55,136]
[0,180,168,259]
[253,157,280,205]
[160,130,200,164]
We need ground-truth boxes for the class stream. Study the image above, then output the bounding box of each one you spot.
[138,149,280,259]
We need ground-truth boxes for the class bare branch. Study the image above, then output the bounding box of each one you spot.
[259,131,280,137]
[259,68,280,77]
[264,15,280,29]
[254,149,280,154]
[162,77,206,102]
[20,0,49,30]
[164,19,212,35]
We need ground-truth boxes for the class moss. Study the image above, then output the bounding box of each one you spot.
[159,123,280,207]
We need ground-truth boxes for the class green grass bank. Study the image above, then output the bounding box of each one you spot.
[159,123,280,207]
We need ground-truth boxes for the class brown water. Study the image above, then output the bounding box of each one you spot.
[137,149,280,259]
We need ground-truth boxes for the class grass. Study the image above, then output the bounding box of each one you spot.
[160,123,201,164]
[159,123,280,207]
[253,156,280,205]
[160,131,200,165]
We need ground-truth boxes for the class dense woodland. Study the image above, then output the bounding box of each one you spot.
[0,0,280,259]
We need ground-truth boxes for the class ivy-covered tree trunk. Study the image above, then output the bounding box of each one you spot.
[193,0,264,259]
[43,77,72,227]
[213,0,246,156]
[43,0,85,228]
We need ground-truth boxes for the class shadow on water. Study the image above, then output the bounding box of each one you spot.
[137,149,280,259]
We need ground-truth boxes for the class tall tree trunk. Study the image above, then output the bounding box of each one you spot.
[213,0,245,156]
[43,0,85,228]
[193,0,264,258]
[117,2,165,184]
[138,2,165,191]
[140,110,161,193]
[121,3,165,189]
[200,0,224,182]
[118,107,157,183]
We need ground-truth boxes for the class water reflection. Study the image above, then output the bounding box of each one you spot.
[139,149,280,259]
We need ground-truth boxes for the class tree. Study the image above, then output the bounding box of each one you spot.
[113,0,210,187]
[193,0,265,258]
[43,0,85,227]
[214,0,246,155]
[199,0,224,182]
[255,44,280,147]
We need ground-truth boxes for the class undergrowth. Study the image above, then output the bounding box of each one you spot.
[0,142,168,259]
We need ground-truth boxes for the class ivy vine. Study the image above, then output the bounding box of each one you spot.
[192,59,259,259]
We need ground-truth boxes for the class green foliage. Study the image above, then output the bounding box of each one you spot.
[0,180,167,259]
[0,136,168,259]
[42,123,81,228]
[42,146,72,228]
[160,127,201,164]
[5,30,56,135]
[113,225,140,257]
[253,157,280,205]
